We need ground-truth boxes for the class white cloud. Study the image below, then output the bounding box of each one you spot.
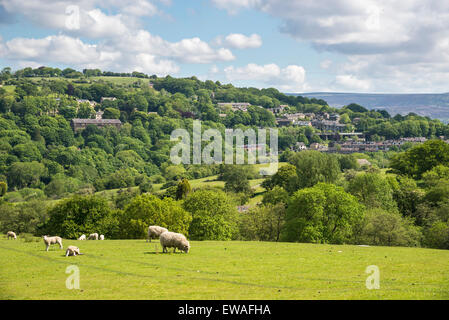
[224,63,307,92]
[335,74,371,91]
[0,1,236,75]
[213,0,449,92]
[320,59,332,69]
[214,33,262,49]
[211,0,262,14]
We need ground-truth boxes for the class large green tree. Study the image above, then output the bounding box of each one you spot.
[282,183,364,244]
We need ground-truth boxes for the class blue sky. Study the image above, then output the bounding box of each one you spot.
[1,0,449,93]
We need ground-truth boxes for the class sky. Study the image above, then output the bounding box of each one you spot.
[1,0,449,93]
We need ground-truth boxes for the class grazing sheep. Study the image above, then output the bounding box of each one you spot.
[78,234,86,240]
[7,231,17,240]
[88,233,98,240]
[99,235,104,240]
[43,235,63,251]
[65,245,83,257]
[147,226,168,242]
[159,231,190,253]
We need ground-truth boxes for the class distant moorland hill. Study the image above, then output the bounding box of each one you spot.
[296,92,449,122]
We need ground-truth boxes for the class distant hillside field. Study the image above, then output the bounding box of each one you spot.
[298,92,449,122]
[1,238,448,299]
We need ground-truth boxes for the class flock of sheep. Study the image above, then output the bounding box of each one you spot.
[5,226,190,257]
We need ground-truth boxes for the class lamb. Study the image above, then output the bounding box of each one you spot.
[65,245,83,257]
[43,235,63,251]
[147,226,168,242]
[99,235,104,240]
[159,231,190,253]
[88,233,98,240]
[78,234,86,240]
[7,231,17,240]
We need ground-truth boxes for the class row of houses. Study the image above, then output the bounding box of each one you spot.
[329,137,429,153]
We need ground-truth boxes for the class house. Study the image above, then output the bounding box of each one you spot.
[311,120,346,132]
[237,205,250,212]
[77,99,97,107]
[244,144,266,152]
[329,113,341,121]
[304,113,316,119]
[357,159,372,167]
[285,113,305,121]
[95,110,104,120]
[219,113,227,118]
[292,142,307,151]
[309,143,328,151]
[217,102,250,112]
[294,121,312,127]
[71,118,121,131]
[276,118,293,126]
[101,97,117,102]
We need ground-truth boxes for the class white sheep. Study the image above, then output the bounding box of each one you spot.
[159,231,190,253]
[147,225,168,242]
[99,234,104,240]
[88,233,98,240]
[7,231,17,240]
[78,234,86,240]
[65,245,83,257]
[43,235,63,251]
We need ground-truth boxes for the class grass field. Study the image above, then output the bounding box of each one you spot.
[1,237,448,300]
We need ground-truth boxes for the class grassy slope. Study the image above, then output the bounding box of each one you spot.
[1,238,448,300]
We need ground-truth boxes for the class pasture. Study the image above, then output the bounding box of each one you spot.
[1,237,448,299]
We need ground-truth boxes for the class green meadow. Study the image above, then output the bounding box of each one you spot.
[1,237,448,300]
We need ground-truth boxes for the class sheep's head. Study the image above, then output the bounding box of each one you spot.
[182,244,190,253]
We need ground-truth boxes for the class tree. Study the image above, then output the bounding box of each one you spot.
[347,172,397,211]
[7,161,46,189]
[121,194,191,239]
[261,164,297,193]
[103,107,121,119]
[356,208,422,247]
[0,181,7,197]
[390,140,449,178]
[238,203,286,241]
[176,178,191,200]
[222,165,252,195]
[282,183,364,244]
[289,151,341,189]
[183,189,238,240]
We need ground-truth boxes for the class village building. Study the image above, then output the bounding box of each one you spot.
[71,118,121,131]
[292,142,307,151]
[311,120,347,132]
[217,102,251,112]
[101,97,117,103]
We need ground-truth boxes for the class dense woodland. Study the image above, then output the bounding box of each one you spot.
[0,66,448,250]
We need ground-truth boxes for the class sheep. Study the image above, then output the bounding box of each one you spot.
[159,231,190,253]
[7,231,17,240]
[88,233,98,240]
[147,226,168,242]
[99,235,104,240]
[65,245,83,257]
[78,234,86,240]
[43,235,63,251]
